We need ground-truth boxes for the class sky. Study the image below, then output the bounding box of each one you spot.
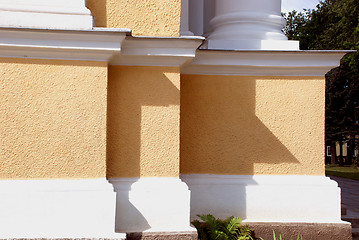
[282,0,321,13]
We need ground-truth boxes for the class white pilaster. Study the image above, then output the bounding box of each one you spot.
[110,178,194,233]
[180,0,194,36]
[206,0,299,50]
[0,0,93,30]
[0,179,124,239]
[181,174,344,224]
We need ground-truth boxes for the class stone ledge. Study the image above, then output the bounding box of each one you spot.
[247,222,352,240]
[126,231,197,240]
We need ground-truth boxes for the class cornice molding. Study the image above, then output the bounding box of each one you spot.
[0,27,351,74]
[181,50,352,76]
[0,27,130,62]
[110,36,204,67]
[0,27,204,66]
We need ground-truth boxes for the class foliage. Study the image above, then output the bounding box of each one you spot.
[192,214,254,240]
[283,0,359,164]
[326,164,359,180]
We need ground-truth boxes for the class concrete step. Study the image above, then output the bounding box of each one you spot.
[352,228,359,240]
[342,210,359,228]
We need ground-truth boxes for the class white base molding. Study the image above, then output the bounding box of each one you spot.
[0,178,124,239]
[207,39,300,51]
[181,174,343,224]
[110,177,194,233]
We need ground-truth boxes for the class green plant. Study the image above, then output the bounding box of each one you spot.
[192,214,254,240]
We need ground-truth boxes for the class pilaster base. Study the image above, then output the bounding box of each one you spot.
[0,179,121,239]
[110,178,193,233]
[181,174,342,223]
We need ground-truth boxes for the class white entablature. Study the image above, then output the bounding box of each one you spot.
[0,0,93,30]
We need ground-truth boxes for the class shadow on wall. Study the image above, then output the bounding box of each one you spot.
[107,66,180,178]
[107,66,181,232]
[110,178,151,232]
[86,0,107,27]
[180,75,301,176]
[180,75,311,221]
[107,70,322,227]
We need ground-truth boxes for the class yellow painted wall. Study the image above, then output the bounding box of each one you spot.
[86,0,181,37]
[0,58,108,179]
[107,66,180,178]
[180,75,325,176]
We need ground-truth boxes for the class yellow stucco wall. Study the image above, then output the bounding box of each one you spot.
[86,0,181,37]
[180,75,325,176]
[0,58,108,179]
[107,66,180,178]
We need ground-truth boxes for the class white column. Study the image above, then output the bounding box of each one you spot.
[0,0,93,30]
[207,0,299,50]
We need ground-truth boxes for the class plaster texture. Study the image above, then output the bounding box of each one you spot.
[86,0,181,37]
[180,75,325,175]
[0,58,107,179]
[107,66,181,178]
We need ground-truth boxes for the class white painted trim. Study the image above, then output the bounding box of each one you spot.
[181,50,351,76]
[181,174,344,224]
[110,177,195,233]
[0,178,125,239]
[180,0,194,36]
[0,27,129,62]
[181,174,339,186]
[110,36,204,67]
[0,28,204,66]
[0,0,93,30]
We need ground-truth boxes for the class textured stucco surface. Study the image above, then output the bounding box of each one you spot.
[180,75,325,175]
[107,66,180,178]
[0,58,107,179]
[86,0,181,37]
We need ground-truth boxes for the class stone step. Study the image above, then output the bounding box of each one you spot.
[352,228,359,240]
[342,210,359,228]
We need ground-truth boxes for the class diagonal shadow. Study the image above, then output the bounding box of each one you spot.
[107,66,181,232]
[180,75,304,220]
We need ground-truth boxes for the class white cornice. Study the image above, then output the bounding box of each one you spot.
[110,36,204,67]
[0,27,204,66]
[181,50,353,76]
[0,27,351,74]
[0,27,130,62]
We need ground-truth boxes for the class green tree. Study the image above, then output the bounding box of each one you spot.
[283,0,359,165]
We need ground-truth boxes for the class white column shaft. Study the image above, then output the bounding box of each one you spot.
[206,0,299,50]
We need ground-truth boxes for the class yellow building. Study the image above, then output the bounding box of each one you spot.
[0,0,352,239]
